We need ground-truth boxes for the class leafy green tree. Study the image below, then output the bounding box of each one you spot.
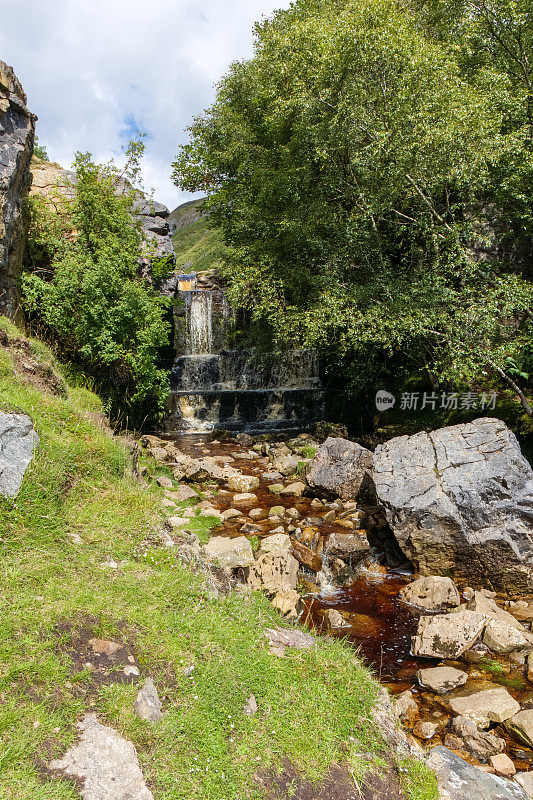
[173,0,533,423]
[23,141,171,426]
[33,135,49,161]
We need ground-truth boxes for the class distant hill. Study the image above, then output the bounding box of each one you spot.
[170,198,229,274]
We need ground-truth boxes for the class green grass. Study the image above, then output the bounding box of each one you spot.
[0,316,437,799]
[172,214,229,273]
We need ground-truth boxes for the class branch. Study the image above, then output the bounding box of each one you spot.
[487,358,533,416]
[405,174,453,232]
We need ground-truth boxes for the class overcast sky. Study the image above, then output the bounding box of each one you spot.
[0,0,290,210]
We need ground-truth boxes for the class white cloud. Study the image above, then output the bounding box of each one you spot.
[0,0,290,209]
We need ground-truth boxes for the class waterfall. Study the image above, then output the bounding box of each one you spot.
[187,292,213,355]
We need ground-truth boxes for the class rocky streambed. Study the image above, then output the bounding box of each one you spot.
[142,418,533,798]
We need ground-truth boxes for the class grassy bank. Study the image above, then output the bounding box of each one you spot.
[0,317,437,799]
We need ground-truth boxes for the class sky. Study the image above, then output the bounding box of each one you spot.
[0,0,290,210]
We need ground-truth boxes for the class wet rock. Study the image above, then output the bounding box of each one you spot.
[321,608,350,630]
[527,652,533,682]
[286,507,300,519]
[483,619,530,654]
[233,492,257,504]
[372,418,533,595]
[204,536,254,568]
[0,413,40,498]
[280,481,307,497]
[467,593,524,629]
[507,601,533,624]
[247,550,299,593]
[412,720,439,739]
[324,531,370,563]
[394,690,419,724]
[489,754,516,777]
[271,453,300,477]
[134,678,163,723]
[261,471,283,481]
[426,746,528,800]
[417,666,468,694]
[449,716,506,760]
[48,713,154,799]
[307,437,373,501]
[259,533,291,554]
[221,508,243,520]
[269,505,286,517]
[268,483,284,495]
[271,588,300,618]
[412,609,486,658]
[290,539,322,572]
[448,687,520,729]
[400,576,460,612]
[227,474,259,493]
[505,710,533,748]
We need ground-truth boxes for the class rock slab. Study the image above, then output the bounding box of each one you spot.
[307,437,373,500]
[0,412,39,497]
[426,746,529,800]
[373,418,533,594]
[49,713,154,799]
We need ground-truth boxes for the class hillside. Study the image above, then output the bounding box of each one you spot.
[170,198,229,274]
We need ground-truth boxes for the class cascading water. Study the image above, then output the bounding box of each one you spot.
[164,273,324,433]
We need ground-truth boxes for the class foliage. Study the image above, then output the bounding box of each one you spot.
[173,0,533,426]
[33,135,49,161]
[22,141,171,427]
[171,201,230,273]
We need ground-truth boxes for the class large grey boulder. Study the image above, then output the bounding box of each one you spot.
[373,418,533,594]
[0,412,39,497]
[49,713,154,799]
[0,61,35,320]
[427,746,528,800]
[412,609,486,658]
[307,437,373,500]
[448,687,520,729]
[400,576,460,611]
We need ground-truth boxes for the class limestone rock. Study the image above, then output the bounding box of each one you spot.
[505,710,533,748]
[134,678,163,723]
[426,746,528,800]
[412,609,486,658]
[271,588,300,618]
[259,533,291,554]
[448,687,520,729]
[373,418,533,594]
[515,773,533,799]
[233,492,257,504]
[247,550,299,593]
[228,474,259,493]
[0,412,39,497]
[412,720,439,739]
[450,715,506,760]
[467,592,524,629]
[307,437,373,500]
[49,713,154,799]
[483,618,529,654]
[394,689,418,724]
[417,666,467,694]
[204,536,254,568]
[489,754,516,777]
[324,531,370,563]
[400,576,460,612]
[264,627,315,649]
[0,62,35,320]
[279,481,307,497]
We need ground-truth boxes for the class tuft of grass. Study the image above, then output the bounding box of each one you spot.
[398,758,439,800]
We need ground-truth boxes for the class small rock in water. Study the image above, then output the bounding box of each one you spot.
[249,507,266,519]
[449,715,506,762]
[280,482,307,497]
[221,508,242,520]
[489,754,516,777]
[483,618,529,654]
[134,678,163,723]
[269,505,286,517]
[449,687,520,729]
[394,690,419,724]
[233,492,258,504]
[505,710,533,749]
[412,720,439,739]
[260,533,291,554]
[399,575,460,611]
[417,666,468,695]
[412,609,486,658]
[268,484,284,495]
[321,608,349,630]
[228,474,259,493]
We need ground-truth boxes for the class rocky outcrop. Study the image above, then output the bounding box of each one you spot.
[307,437,373,500]
[0,61,35,319]
[373,418,533,594]
[0,411,39,497]
[427,746,529,800]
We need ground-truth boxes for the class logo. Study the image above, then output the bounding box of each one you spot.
[375,390,396,411]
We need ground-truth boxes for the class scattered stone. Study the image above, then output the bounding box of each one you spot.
[280,481,307,497]
[264,627,315,649]
[271,588,300,618]
[515,773,533,799]
[449,716,507,760]
[426,746,528,800]
[483,619,529,654]
[89,639,122,656]
[412,609,486,658]
[467,593,524,630]
[240,522,263,534]
[489,754,516,777]
[323,509,336,522]
[448,687,520,729]
[394,690,419,724]
[269,505,286,517]
[372,418,533,594]
[307,437,374,500]
[168,516,190,528]
[412,720,439,739]
[233,492,257,504]
[417,666,468,694]
[156,476,173,489]
[244,694,257,716]
[247,551,299,593]
[48,714,154,799]
[249,507,266,519]
[290,539,322,572]
[0,413,40,498]
[505,710,533,748]
[261,471,284,481]
[134,678,163,723]
[527,652,533,683]
[228,474,259,493]
[123,665,140,677]
[161,498,177,509]
[165,485,198,501]
[321,608,350,629]
[221,508,242,520]
[204,536,254,568]
[259,533,291,554]
[268,483,284,495]
[400,576,460,611]
[286,507,300,519]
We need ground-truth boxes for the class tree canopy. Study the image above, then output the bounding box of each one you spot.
[173,0,533,425]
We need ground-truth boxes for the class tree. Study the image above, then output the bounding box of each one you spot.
[23,140,171,426]
[173,0,533,423]
[33,135,49,161]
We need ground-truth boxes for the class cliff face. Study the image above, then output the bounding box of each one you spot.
[0,61,35,320]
